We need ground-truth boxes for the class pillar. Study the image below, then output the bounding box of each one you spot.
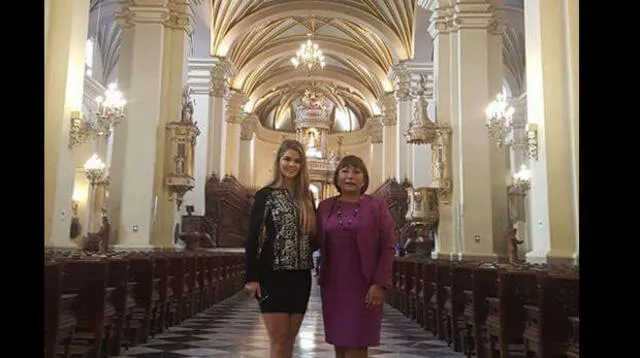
[427,0,456,258]
[45,0,90,247]
[239,114,258,186]
[366,115,384,189]
[425,0,506,260]
[208,57,233,178]
[524,0,579,264]
[183,58,214,215]
[379,93,397,181]
[224,90,247,178]
[109,0,198,249]
[390,64,412,182]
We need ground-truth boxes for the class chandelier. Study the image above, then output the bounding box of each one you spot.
[290,37,326,72]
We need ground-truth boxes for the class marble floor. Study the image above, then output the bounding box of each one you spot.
[115,282,465,357]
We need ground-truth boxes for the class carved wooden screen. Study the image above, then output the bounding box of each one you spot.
[371,178,411,244]
[204,174,254,247]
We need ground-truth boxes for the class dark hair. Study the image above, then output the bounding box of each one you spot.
[333,155,369,194]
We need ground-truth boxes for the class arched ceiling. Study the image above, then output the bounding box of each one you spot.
[209,0,416,133]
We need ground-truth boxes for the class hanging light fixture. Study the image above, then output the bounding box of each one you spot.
[290,34,326,72]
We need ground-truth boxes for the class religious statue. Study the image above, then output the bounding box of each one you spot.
[507,228,524,263]
[181,86,195,124]
[305,129,322,158]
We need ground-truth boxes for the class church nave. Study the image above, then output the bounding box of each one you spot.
[114,283,464,358]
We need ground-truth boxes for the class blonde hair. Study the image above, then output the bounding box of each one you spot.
[268,139,316,235]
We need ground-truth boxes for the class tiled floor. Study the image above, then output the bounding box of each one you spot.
[115,282,464,357]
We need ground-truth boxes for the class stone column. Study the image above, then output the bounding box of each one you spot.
[366,115,384,189]
[45,0,90,247]
[487,5,510,259]
[224,90,248,178]
[524,0,579,264]
[109,0,198,249]
[426,0,457,258]
[239,114,258,186]
[378,93,397,181]
[408,73,434,188]
[183,58,213,215]
[390,64,412,182]
[425,0,506,260]
[208,57,233,178]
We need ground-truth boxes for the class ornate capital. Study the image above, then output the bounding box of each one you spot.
[240,114,258,141]
[164,0,201,35]
[452,3,494,30]
[210,57,234,98]
[427,7,454,38]
[225,90,248,123]
[378,93,397,126]
[390,63,412,101]
[116,0,171,28]
[366,115,384,144]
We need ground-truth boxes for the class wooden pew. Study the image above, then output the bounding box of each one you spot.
[61,258,116,358]
[522,271,579,358]
[45,261,81,358]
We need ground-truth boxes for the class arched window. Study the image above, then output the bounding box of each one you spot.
[85,38,94,77]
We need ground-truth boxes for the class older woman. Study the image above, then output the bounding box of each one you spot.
[316,155,396,358]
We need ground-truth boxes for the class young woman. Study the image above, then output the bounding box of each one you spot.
[316,155,396,358]
[244,139,316,358]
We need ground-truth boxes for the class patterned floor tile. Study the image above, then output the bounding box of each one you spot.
[122,282,464,357]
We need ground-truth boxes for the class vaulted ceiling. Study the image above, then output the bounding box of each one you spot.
[209,0,416,133]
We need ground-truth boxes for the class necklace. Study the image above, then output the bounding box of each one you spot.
[336,197,361,230]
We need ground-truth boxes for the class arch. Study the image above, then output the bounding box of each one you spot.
[232,40,393,92]
[250,71,376,114]
[216,1,408,61]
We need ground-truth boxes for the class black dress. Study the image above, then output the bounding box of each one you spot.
[244,187,313,314]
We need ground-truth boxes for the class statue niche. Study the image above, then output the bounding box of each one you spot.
[165,86,201,209]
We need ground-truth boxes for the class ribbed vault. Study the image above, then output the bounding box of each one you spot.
[209,0,416,133]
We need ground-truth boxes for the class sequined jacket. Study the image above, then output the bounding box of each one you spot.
[244,187,314,282]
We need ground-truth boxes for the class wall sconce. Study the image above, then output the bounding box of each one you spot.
[485,94,540,161]
[484,93,515,149]
[83,153,109,234]
[83,153,108,184]
[69,83,127,149]
[526,123,539,161]
[510,164,531,194]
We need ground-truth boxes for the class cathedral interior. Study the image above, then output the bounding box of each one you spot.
[44,0,579,357]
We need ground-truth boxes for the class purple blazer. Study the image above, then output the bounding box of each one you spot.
[316,195,396,288]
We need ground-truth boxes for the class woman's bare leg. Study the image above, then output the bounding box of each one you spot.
[286,313,305,357]
[262,313,291,358]
[344,347,368,358]
[334,347,347,358]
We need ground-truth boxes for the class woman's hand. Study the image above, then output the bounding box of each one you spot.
[244,281,261,299]
[365,284,385,308]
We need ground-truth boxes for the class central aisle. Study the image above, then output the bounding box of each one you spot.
[116,282,465,357]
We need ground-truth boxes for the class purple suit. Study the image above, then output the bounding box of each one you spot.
[316,195,396,347]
